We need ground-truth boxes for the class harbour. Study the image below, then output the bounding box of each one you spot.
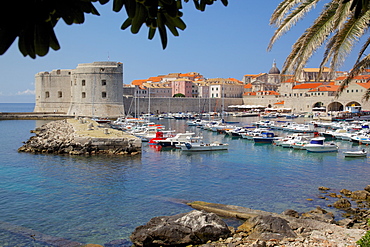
[1,104,370,246]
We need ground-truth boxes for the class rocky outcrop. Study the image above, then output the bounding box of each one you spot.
[185,201,367,247]
[130,210,231,247]
[237,215,297,241]
[333,198,352,208]
[18,119,141,155]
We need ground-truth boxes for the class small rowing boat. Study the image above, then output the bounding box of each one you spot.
[343,149,367,158]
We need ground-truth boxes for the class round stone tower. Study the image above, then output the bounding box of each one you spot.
[67,61,124,117]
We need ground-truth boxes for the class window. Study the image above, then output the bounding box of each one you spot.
[102,80,107,86]
[102,92,107,98]
[45,91,50,98]
[58,91,62,98]
[82,92,86,98]
[82,80,86,86]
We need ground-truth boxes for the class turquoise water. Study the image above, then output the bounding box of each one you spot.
[1,104,370,246]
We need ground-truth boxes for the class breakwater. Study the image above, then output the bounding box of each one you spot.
[0,112,74,120]
[18,118,141,155]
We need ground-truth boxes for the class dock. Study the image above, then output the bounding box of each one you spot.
[0,112,74,120]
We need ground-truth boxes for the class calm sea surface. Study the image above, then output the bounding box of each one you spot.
[1,103,370,246]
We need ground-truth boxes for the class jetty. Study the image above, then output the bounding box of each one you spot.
[18,118,141,155]
[0,112,74,120]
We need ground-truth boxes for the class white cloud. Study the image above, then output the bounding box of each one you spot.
[16,89,35,95]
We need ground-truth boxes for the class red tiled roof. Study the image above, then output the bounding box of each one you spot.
[308,85,340,92]
[292,83,322,90]
[243,92,256,96]
[244,83,252,89]
[131,79,147,85]
[357,82,370,89]
[274,101,285,105]
[148,76,163,82]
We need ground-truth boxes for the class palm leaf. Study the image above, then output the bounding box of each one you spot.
[336,54,370,97]
[268,0,320,51]
[281,1,339,77]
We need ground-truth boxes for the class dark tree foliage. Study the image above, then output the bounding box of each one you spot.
[0,0,228,59]
[173,93,185,97]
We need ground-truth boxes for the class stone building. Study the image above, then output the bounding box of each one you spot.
[34,61,124,117]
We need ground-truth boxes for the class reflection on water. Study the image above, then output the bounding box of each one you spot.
[1,117,370,245]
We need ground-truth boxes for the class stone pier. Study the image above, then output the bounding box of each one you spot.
[18,118,141,155]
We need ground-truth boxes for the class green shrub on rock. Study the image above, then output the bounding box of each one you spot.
[357,231,370,247]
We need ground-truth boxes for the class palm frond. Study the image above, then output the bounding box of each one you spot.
[355,35,370,64]
[268,0,320,51]
[336,54,370,97]
[319,1,352,77]
[281,1,340,76]
[270,0,306,26]
[328,7,370,72]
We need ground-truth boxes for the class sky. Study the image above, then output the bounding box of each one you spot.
[0,1,362,103]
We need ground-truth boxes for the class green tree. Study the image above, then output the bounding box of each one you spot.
[1,0,227,59]
[173,93,185,97]
[268,0,370,98]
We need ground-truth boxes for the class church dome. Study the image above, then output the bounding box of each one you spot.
[269,61,280,74]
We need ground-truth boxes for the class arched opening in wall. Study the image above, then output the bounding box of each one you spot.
[312,102,326,111]
[327,102,343,111]
[45,91,50,98]
[345,101,361,113]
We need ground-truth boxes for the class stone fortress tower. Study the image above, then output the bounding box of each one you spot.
[34,61,124,118]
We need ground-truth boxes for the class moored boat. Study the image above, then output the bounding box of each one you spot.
[178,141,229,152]
[343,149,367,157]
[305,137,338,153]
[253,131,279,144]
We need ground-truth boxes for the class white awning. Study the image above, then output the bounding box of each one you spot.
[228,105,266,109]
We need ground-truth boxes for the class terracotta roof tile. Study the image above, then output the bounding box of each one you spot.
[132,79,147,85]
[357,82,370,89]
[292,83,322,90]
[243,92,256,96]
[308,85,340,92]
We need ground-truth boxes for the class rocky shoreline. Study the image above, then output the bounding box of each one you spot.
[18,119,141,155]
[127,185,370,247]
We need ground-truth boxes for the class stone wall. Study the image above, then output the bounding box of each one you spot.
[123,97,243,115]
[34,62,125,118]
[34,69,72,113]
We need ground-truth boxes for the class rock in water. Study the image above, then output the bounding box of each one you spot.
[238,215,297,241]
[333,198,351,208]
[130,210,231,246]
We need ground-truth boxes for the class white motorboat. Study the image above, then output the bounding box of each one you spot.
[305,137,338,153]
[154,132,196,148]
[343,149,367,157]
[178,141,229,152]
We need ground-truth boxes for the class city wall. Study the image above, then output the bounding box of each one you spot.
[123,97,243,115]
[243,96,370,112]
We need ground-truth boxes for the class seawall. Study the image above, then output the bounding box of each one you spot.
[18,118,141,155]
[0,112,74,120]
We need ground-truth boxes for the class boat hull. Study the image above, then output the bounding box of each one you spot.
[305,144,338,153]
[343,151,367,157]
[179,143,229,151]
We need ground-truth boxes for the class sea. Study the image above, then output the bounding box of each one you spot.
[1,103,370,246]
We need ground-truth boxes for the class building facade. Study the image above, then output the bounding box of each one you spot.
[34,61,124,117]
